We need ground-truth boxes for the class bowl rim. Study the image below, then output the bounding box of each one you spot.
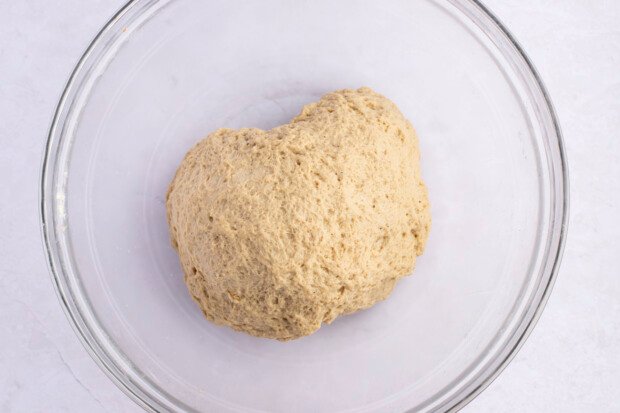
[40,0,569,411]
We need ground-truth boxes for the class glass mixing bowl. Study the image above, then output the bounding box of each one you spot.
[41,0,568,411]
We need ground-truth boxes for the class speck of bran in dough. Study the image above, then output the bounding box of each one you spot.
[166,87,431,341]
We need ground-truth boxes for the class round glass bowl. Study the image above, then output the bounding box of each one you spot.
[41,0,568,412]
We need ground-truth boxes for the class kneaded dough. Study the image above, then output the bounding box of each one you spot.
[166,87,430,340]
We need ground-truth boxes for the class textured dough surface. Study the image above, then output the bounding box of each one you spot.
[166,87,430,340]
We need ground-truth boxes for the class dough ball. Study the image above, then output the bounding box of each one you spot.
[166,87,430,340]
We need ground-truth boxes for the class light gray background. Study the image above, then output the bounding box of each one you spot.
[1,0,618,412]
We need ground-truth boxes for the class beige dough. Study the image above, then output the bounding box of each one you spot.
[166,87,430,340]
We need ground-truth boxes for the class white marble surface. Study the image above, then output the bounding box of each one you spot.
[0,0,618,411]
